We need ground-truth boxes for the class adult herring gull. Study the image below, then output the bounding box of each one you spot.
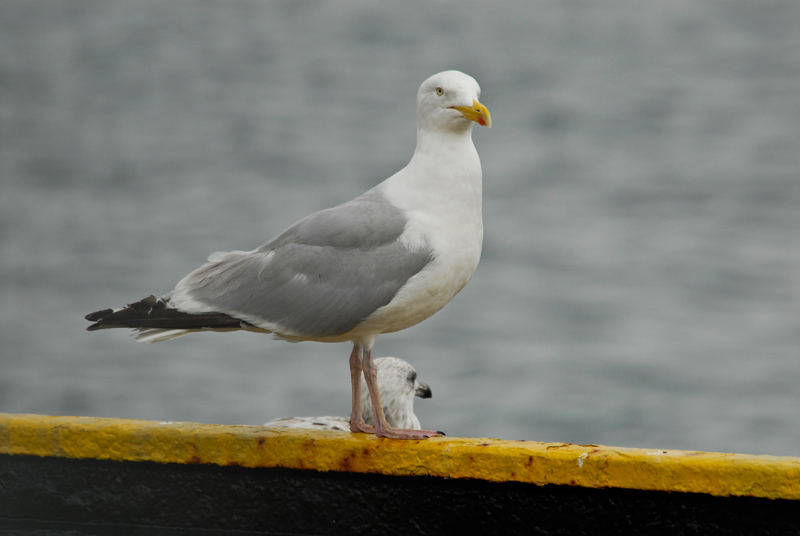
[264,357,433,431]
[85,70,491,440]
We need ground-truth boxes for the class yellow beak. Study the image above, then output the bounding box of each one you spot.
[452,99,492,128]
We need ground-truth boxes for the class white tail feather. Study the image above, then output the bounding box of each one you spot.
[134,329,190,343]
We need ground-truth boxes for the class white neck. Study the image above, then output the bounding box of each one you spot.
[399,128,482,211]
[379,126,483,252]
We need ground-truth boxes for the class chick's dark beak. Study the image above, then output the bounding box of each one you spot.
[415,382,432,399]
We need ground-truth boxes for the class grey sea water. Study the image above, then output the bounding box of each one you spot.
[1,1,798,456]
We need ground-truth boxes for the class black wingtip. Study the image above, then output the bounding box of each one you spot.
[85,308,113,322]
[437,431,446,436]
[83,295,247,332]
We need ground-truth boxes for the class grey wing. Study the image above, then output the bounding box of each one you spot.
[171,196,433,338]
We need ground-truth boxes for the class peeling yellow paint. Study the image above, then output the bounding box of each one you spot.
[1,413,799,500]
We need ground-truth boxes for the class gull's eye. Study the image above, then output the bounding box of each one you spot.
[435,86,444,96]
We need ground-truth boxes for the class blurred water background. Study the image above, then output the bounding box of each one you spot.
[1,1,798,456]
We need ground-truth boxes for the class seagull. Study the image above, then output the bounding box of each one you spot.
[85,69,491,440]
[264,357,433,432]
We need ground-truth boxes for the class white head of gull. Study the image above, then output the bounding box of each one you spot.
[86,70,491,439]
[264,357,433,432]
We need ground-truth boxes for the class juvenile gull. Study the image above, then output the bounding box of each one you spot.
[264,357,433,431]
[86,70,491,440]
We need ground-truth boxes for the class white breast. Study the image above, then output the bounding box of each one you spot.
[352,141,483,340]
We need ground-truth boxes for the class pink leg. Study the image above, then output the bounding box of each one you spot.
[348,344,376,434]
[362,348,442,440]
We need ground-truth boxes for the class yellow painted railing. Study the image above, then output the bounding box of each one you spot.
[1,413,798,500]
